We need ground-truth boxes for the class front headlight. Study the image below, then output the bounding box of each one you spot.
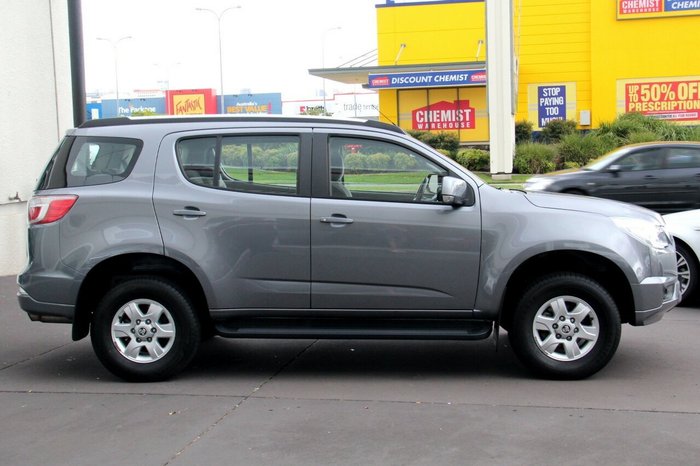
[612,217,673,251]
[523,177,556,191]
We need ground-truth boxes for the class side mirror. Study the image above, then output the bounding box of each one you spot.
[440,176,471,206]
[608,164,621,176]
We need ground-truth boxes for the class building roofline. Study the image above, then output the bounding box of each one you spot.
[308,61,486,85]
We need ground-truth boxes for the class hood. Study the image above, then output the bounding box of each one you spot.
[522,190,662,222]
[528,168,592,180]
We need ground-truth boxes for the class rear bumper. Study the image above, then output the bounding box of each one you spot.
[630,276,680,326]
[17,287,74,323]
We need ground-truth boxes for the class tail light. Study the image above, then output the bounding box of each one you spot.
[28,195,78,225]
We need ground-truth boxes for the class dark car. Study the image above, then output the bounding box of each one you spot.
[524,142,700,214]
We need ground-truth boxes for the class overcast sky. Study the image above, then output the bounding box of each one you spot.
[82,0,380,100]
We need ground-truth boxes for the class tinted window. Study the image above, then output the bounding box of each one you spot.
[666,147,700,169]
[65,137,142,187]
[616,148,664,171]
[328,137,447,203]
[177,135,300,195]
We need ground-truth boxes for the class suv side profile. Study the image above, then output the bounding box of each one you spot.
[18,116,680,381]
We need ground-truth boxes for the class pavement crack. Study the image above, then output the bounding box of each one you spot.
[1,342,74,372]
[162,339,318,466]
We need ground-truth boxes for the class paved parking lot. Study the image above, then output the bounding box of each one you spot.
[2,274,699,465]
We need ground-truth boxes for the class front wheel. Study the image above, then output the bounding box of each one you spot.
[508,273,621,380]
[90,277,201,382]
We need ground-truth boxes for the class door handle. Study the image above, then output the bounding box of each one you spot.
[644,175,657,180]
[173,208,207,217]
[320,215,354,224]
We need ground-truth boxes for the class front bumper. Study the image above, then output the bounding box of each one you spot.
[630,276,680,326]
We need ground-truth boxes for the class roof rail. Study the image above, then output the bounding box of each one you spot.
[79,115,405,134]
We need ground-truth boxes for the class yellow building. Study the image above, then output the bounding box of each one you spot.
[312,0,700,144]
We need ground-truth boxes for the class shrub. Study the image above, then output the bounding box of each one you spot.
[540,119,577,143]
[365,153,391,169]
[393,153,417,170]
[557,133,606,168]
[515,120,533,144]
[455,148,490,171]
[407,130,459,156]
[626,131,659,145]
[514,143,557,174]
[344,153,366,171]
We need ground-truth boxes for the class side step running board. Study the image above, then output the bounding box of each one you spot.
[214,318,493,340]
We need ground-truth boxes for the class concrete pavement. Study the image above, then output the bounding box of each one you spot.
[2,275,699,465]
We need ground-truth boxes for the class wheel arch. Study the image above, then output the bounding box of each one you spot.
[499,250,634,331]
[72,253,211,341]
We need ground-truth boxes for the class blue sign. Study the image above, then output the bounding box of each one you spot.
[98,98,166,118]
[367,69,486,89]
[86,102,102,120]
[537,85,566,127]
[223,93,282,114]
[665,0,700,12]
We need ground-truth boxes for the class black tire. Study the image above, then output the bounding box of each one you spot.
[675,241,698,305]
[508,273,621,380]
[90,277,201,382]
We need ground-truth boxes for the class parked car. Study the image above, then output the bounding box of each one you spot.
[663,209,700,304]
[18,116,680,382]
[524,142,700,214]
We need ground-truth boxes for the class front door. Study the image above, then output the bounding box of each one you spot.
[310,133,481,311]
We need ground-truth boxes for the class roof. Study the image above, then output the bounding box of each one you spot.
[78,115,405,134]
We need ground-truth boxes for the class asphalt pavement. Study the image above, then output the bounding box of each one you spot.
[2,274,699,465]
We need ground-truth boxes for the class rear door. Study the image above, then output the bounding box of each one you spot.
[310,130,481,311]
[153,128,312,311]
[660,146,700,212]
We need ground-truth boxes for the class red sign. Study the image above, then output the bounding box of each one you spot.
[625,80,700,122]
[370,76,390,87]
[619,0,662,15]
[165,89,217,115]
[412,100,475,130]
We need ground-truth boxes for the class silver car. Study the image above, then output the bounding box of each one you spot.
[18,116,680,381]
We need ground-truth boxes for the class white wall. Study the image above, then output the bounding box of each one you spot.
[0,0,73,276]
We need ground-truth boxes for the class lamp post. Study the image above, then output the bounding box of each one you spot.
[321,26,342,114]
[97,35,132,117]
[196,6,241,114]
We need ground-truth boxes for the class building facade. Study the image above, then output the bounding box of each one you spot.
[316,0,700,144]
[0,1,73,276]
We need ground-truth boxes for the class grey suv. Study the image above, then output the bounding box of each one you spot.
[18,116,680,381]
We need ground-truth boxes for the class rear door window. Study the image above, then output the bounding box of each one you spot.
[176,135,300,196]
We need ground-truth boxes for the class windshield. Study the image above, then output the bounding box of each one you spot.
[584,146,631,171]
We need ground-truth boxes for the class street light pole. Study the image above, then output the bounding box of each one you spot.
[321,26,342,115]
[97,35,132,117]
[196,6,241,114]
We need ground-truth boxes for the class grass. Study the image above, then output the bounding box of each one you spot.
[224,167,530,190]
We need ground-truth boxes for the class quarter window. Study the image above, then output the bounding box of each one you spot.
[177,135,300,195]
[328,137,448,203]
[65,137,142,187]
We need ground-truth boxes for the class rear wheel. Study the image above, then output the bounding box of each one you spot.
[509,273,621,379]
[90,277,201,382]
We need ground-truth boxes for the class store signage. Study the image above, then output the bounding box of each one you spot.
[368,70,486,89]
[527,82,577,130]
[411,100,475,130]
[617,76,700,123]
[617,0,700,19]
[537,85,566,128]
[165,89,217,115]
[224,93,282,114]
